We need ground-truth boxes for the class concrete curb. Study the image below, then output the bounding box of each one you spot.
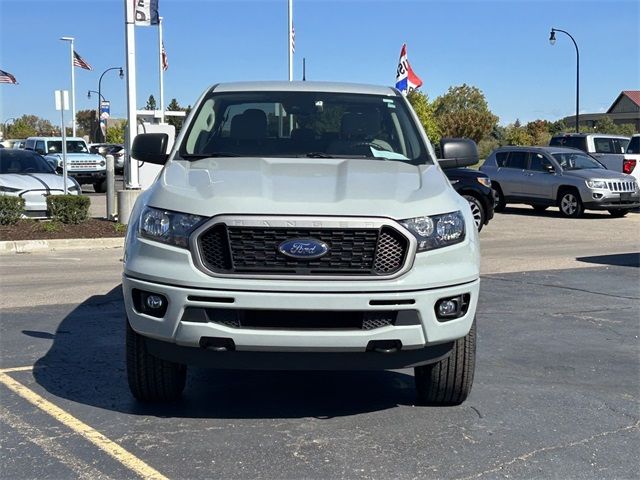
[0,237,124,255]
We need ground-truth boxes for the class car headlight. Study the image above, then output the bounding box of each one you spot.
[400,211,466,252]
[477,177,491,188]
[139,206,204,248]
[0,186,22,193]
[586,180,608,189]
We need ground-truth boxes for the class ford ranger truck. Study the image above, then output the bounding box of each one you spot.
[123,82,480,405]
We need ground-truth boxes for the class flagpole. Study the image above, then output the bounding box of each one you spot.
[158,16,165,124]
[70,39,76,136]
[288,0,293,82]
[125,0,139,189]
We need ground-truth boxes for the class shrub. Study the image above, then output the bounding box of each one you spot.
[41,221,61,233]
[0,196,25,225]
[46,195,90,224]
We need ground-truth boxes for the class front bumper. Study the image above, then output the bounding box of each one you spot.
[69,171,106,184]
[123,275,479,368]
[582,190,640,210]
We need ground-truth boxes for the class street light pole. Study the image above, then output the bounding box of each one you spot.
[550,28,580,133]
[97,67,124,143]
[3,117,16,139]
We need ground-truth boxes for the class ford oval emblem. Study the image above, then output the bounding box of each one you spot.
[278,238,329,260]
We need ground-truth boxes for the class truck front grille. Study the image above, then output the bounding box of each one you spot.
[196,224,409,277]
[607,181,635,192]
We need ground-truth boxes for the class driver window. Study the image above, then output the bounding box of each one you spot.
[528,152,551,172]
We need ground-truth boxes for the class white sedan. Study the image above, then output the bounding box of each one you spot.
[0,149,81,218]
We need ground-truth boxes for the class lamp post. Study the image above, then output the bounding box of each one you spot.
[88,90,106,142]
[549,28,580,133]
[97,67,124,142]
[3,117,16,139]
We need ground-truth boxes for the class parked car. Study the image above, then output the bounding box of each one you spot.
[443,167,494,231]
[623,134,640,181]
[549,133,630,174]
[124,81,481,405]
[89,143,124,173]
[481,146,639,217]
[25,137,107,192]
[0,149,80,218]
[1,139,25,149]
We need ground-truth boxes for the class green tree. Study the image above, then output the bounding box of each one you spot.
[432,84,498,143]
[504,120,533,146]
[166,98,189,134]
[548,119,567,135]
[145,95,157,110]
[106,121,126,144]
[525,119,551,146]
[6,114,58,138]
[76,109,95,138]
[407,90,440,144]
[593,117,636,135]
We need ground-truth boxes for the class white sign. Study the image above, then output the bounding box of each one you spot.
[54,90,69,111]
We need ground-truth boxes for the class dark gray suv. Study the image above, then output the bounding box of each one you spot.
[481,146,640,217]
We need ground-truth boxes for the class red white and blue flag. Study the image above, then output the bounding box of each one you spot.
[395,43,422,95]
[0,69,18,84]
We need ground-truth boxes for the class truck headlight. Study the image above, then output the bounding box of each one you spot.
[586,180,607,189]
[477,177,491,188]
[139,206,204,248]
[400,211,466,252]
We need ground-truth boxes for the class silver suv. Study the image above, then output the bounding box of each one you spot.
[124,81,481,405]
[481,146,639,217]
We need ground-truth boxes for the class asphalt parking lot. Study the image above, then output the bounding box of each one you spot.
[1,210,639,479]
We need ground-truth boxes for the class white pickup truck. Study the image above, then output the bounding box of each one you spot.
[123,81,481,405]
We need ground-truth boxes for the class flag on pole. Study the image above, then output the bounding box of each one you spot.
[0,69,18,84]
[161,42,168,71]
[135,0,159,26]
[73,51,92,70]
[291,25,295,53]
[395,44,422,95]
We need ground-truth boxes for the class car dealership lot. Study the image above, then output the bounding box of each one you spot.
[1,210,639,479]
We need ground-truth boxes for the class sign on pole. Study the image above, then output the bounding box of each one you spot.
[54,90,70,194]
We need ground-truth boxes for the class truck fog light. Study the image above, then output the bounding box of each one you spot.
[146,295,164,310]
[435,294,470,321]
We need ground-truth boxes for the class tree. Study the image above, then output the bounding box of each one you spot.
[145,95,157,110]
[5,114,57,138]
[432,84,498,143]
[106,121,126,144]
[593,117,636,136]
[504,121,533,146]
[76,109,95,138]
[525,120,551,146]
[166,98,189,134]
[407,90,440,145]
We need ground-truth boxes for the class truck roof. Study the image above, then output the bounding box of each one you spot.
[209,81,399,96]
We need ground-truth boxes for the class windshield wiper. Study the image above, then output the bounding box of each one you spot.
[181,152,241,159]
[305,152,335,158]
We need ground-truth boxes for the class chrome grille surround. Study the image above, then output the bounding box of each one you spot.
[190,215,417,280]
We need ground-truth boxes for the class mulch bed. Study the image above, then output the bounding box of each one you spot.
[0,219,126,241]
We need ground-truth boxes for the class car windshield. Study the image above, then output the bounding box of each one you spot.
[48,140,89,154]
[552,152,604,170]
[180,90,431,164]
[0,151,55,174]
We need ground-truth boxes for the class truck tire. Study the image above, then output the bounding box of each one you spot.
[493,184,506,212]
[93,179,107,193]
[126,320,186,402]
[462,194,485,231]
[558,188,584,218]
[414,320,476,406]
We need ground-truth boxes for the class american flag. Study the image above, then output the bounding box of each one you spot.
[291,25,295,53]
[0,69,18,84]
[161,42,169,71]
[73,51,92,70]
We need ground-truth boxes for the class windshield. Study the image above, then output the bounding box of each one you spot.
[47,140,89,154]
[181,91,431,164]
[552,152,604,170]
[0,151,55,174]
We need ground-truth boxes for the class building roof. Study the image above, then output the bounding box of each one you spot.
[607,90,640,113]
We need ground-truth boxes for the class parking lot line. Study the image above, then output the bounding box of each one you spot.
[0,368,169,480]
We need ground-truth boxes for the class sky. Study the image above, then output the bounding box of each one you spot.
[1,0,639,129]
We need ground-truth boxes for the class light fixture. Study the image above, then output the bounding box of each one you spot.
[119,68,124,79]
[87,90,91,99]
[549,29,556,45]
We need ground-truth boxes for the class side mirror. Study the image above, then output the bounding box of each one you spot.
[437,138,479,169]
[131,133,169,165]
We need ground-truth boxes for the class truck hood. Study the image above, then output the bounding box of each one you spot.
[562,168,636,181]
[0,173,76,191]
[146,157,462,219]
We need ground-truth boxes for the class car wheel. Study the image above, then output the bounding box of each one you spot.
[415,320,476,406]
[463,195,485,231]
[493,185,506,212]
[608,209,629,218]
[126,320,186,402]
[93,179,107,193]
[532,205,548,212]
[558,189,584,218]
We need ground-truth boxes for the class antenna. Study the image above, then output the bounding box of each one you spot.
[303,57,306,81]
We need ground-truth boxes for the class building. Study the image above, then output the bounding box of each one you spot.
[563,90,640,131]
